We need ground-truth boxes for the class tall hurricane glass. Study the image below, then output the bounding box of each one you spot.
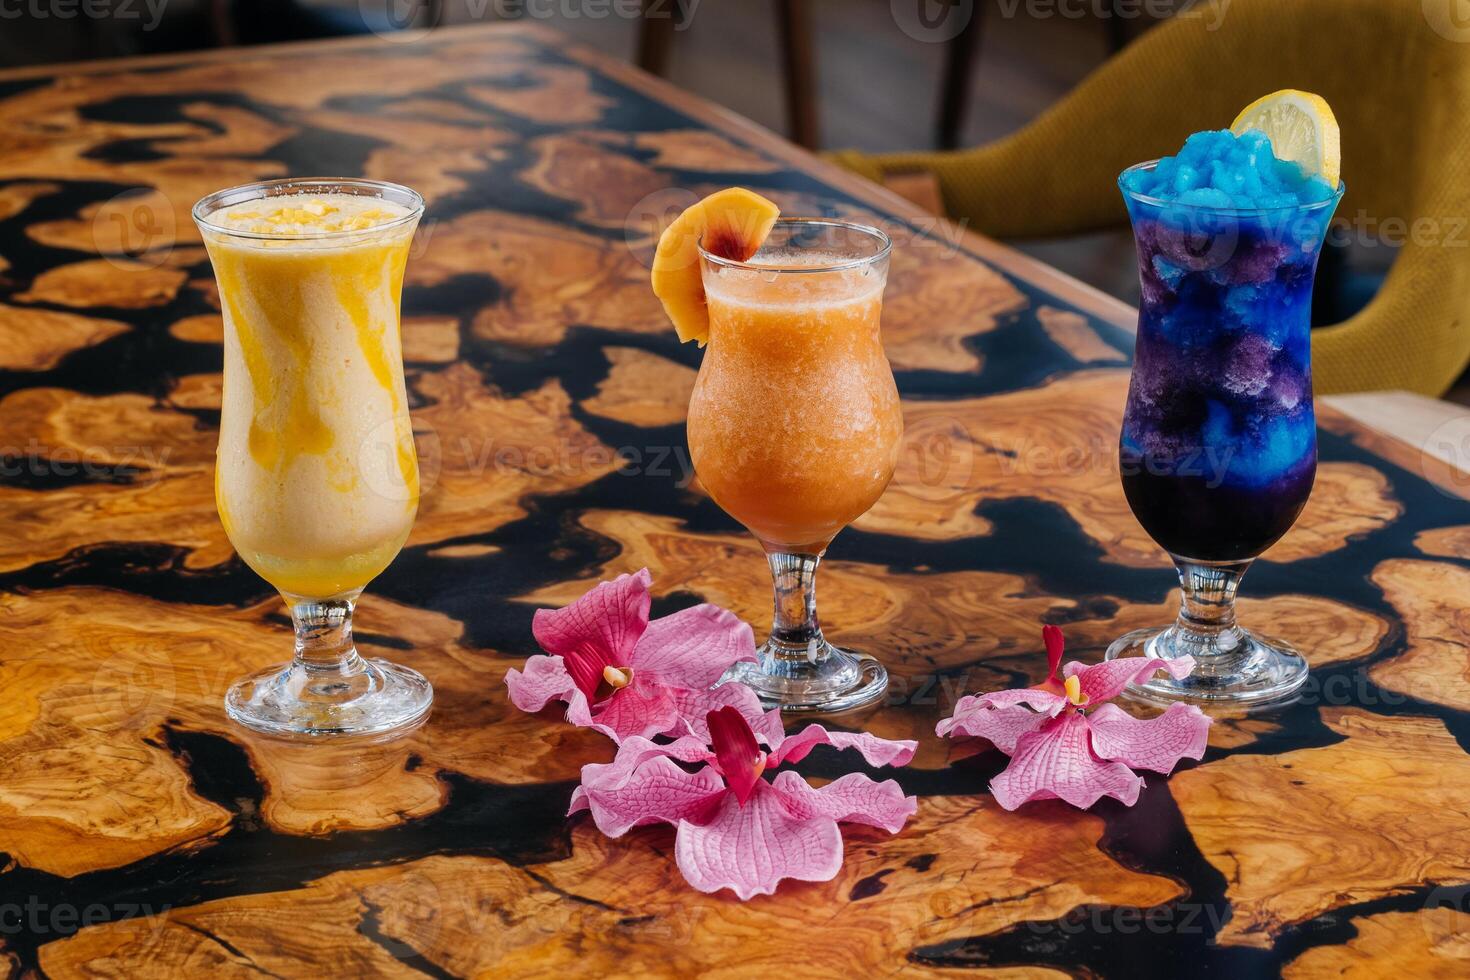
[195,178,432,739]
[688,219,902,713]
[1106,162,1344,705]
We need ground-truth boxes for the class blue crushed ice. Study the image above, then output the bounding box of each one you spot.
[1123,129,1335,209]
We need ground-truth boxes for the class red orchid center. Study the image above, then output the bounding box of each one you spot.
[561,645,633,705]
[706,706,768,806]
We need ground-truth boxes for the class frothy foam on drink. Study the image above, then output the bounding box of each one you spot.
[704,259,885,310]
[208,194,411,237]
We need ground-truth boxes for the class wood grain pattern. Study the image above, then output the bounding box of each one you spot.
[1369,559,1470,712]
[16,258,188,309]
[0,22,1464,979]
[1036,305,1129,365]
[0,306,129,371]
[36,804,1180,979]
[1170,709,1470,948]
[1414,523,1470,560]
[1282,908,1470,978]
[583,346,696,427]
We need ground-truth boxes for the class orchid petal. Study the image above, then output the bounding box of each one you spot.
[503,655,576,713]
[560,685,602,734]
[1086,702,1211,774]
[658,734,720,765]
[578,679,676,742]
[769,724,917,769]
[748,705,787,747]
[1042,624,1065,679]
[584,681,764,745]
[532,569,653,703]
[674,782,843,899]
[589,732,714,767]
[571,753,726,837]
[708,706,765,805]
[935,698,1051,755]
[962,687,1069,716]
[575,735,694,788]
[989,712,1144,811]
[769,770,916,834]
[667,683,769,741]
[633,604,757,688]
[1064,655,1196,705]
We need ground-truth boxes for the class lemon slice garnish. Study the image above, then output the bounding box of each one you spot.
[1230,89,1341,189]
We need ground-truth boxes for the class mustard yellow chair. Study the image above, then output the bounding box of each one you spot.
[831,0,1470,396]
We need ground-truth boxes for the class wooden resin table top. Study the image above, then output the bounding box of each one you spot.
[0,23,1468,979]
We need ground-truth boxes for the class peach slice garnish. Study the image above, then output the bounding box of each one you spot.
[650,187,780,346]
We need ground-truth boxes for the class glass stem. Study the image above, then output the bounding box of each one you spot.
[765,549,827,660]
[1171,558,1250,661]
[288,593,371,702]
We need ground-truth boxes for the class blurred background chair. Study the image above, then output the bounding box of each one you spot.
[831,0,1470,396]
[635,0,1148,150]
[933,0,1147,149]
[637,0,823,148]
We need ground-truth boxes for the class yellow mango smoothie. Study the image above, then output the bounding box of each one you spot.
[199,189,420,601]
[196,178,433,740]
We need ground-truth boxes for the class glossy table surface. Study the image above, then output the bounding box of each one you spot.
[1,22,1468,979]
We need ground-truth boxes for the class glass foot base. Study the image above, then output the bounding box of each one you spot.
[225,658,433,741]
[723,641,887,714]
[1105,625,1308,707]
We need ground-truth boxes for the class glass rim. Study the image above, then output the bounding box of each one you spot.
[1119,160,1345,217]
[698,217,892,274]
[192,177,425,241]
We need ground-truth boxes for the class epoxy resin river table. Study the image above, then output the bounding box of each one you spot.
[0,24,1468,979]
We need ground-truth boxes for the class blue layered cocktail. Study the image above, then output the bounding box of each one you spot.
[1120,129,1341,560]
[1109,119,1344,706]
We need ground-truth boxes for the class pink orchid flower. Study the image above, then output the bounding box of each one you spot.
[570,705,918,899]
[505,568,764,742]
[936,625,1211,810]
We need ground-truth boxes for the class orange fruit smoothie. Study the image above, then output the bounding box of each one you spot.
[687,259,903,553]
